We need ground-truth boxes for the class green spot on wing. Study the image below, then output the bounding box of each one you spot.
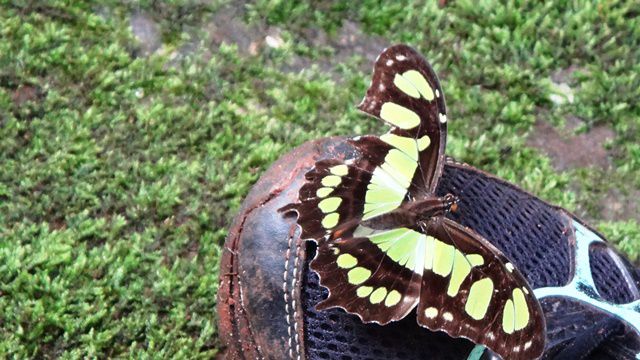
[417,135,431,151]
[424,236,436,270]
[513,288,529,330]
[402,70,434,100]
[347,267,371,285]
[369,287,387,304]
[367,228,427,272]
[321,212,339,229]
[356,286,373,297]
[447,250,472,296]
[318,197,341,213]
[336,253,357,269]
[362,167,407,220]
[316,187,333,198]
[502,298,515,334]
[381,149,417,187]
[393,73,421,98]
[365,189,404,204]
[380,133,419,161]
[380,102,420,129]
[465,278,494,321]
[466,254,484,267]
[432,239,455,276]
[330,164,349,176]
[384,290,402,307]
[369,227,410,244]
[321,175,341,187]
[363,202,401,220]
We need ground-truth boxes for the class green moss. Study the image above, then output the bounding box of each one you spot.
[1,0,638,357]
[600,221,640,263]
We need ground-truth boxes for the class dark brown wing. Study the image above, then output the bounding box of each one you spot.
[313,234,422,325]
[416,218,546,360]
[357,44,447,197]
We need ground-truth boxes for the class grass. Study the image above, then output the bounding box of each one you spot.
[1,0,638,357]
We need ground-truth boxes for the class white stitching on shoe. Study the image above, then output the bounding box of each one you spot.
[284,233,294,359]
[292,239,302,360]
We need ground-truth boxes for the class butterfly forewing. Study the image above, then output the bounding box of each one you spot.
[416,218,545,359]
[357,44,447,195]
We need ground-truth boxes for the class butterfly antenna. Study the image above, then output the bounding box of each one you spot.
[458,194,532,203]
[448,168,536,206]
[452,170,483,198]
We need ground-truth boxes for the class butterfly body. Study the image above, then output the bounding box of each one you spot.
[360,194,457,231]
[281,45,546,360]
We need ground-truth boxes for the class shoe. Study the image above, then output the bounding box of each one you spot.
[217,136,640,360]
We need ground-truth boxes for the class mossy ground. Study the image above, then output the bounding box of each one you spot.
[1,1,638,358]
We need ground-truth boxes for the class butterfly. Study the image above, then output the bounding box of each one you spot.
[281,44,546,360]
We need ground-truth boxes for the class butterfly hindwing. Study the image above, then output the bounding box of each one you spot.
[416,218,545,359]
[357,44,447,195]
[313,233,422,324]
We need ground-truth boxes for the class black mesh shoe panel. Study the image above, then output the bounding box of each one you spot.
[590,244,637,303]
